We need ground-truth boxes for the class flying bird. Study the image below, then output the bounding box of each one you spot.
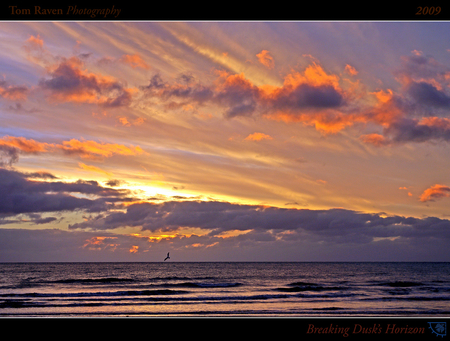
[164,252,170,261]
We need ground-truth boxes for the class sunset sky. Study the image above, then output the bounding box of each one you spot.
[1,21,450,261]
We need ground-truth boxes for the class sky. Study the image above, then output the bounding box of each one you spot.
[1,21,450,261]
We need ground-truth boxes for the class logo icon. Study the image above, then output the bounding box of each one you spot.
[428,322,447,338]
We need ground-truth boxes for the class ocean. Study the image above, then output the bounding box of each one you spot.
[0,262,449,317]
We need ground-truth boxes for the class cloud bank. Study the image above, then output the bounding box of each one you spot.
[0,168,131,216]
[2,199,448,262]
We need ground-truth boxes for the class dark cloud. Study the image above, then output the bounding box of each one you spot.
[362,52,450,146]
[23,171,58,179]
[407,81,450,109]
[3,199,450,261]
[141,74,166,91]
[141,73,214,106]
[141,71,345,119]
[68,200,450,244]
[266,83,344,111]
[0,168,131,215]
[395,53,449,84]
[29,215,60,225]
[105,179,123,187]
[384,117,450,143]
[0,145,19,167]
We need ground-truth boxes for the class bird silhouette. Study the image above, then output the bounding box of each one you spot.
[164,252,170,261]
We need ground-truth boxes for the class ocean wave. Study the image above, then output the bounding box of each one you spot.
[371,281,424,287]
[288,281,319,286]
[173,282,243,288]
[363,295,450,301]
[52,277,135,284]
[276,283,349,292]
[0,288,189,299]
[147,276,216,281]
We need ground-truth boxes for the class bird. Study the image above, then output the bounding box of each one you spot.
[164,252,170,261]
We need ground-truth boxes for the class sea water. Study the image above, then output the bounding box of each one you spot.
[0,262,449,317]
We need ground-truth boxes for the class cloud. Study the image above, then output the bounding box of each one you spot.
[39,56,135,107]
[25,34,44,50]
[0,168,131,216]
[395,51,450,87]
[68,200,450,246]
[78,163,113,177]
[384,117,450,144]
[419,184,450,202]
[0,136,49,154]
[0,145,19,167]
[3,198,450,261]
[0,136,49,166]
[357,51,450,146]
[0,80,28,101]
[141,73,214,107]
[142,63,347,125]
[23,35,137,109]
[344,64,358,76]
[119,54,150,70]
[244,132,273,141]
[117,116,145,127]
[0,136,144,161]
[407,81,450,109]
[256,50,275,69]
[359,133,390,147]
[105,179,124,187]
[57,139,144,160]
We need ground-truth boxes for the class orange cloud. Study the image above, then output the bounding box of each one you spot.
[344,64,358,76]
[399,187,413,197]
[244,132,273,141]
[119,54,150,70]
[266,111,363,134]
[418,117,450,129]
[25,34,44,49]
[214,70,257,92]
[129,245,139,253]
[0,84,28,101]
[0,136,144,161]
[58,139,144,159]
[78,163,113,177]
[118,117,131,126]
[83,236,118,251]
[256,50,275,69]
[419,184,450,202]
[359,133,390,147]
[0,136,50,153]
[40,56,135,107]
[281,63,340,90]
[118,116,145,127]
[145,62,406,136]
